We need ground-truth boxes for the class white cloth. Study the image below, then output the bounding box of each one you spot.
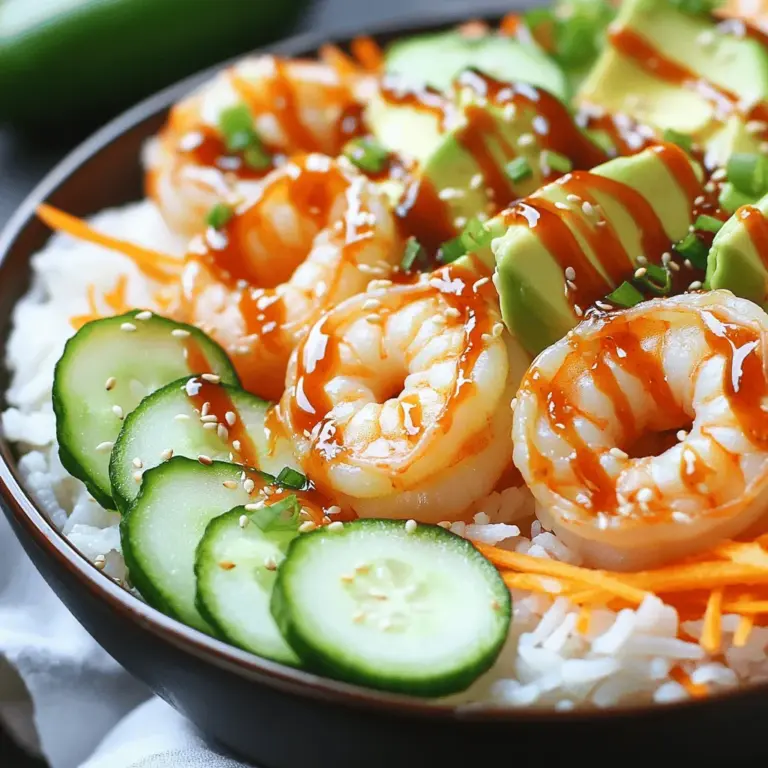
[0,511,252,768]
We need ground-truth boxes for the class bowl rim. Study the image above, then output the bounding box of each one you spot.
[0,1,762,723]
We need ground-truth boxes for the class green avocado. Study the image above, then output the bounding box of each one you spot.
[491,145,704,355]
[384,29,568,99]
[576,0,768,161]
[706,192,768,308]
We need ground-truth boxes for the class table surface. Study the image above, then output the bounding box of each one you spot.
[0,1,508,764]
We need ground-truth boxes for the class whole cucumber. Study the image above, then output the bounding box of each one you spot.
[0,0,308,129]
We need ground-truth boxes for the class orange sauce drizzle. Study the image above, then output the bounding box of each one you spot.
[737,205,768,268]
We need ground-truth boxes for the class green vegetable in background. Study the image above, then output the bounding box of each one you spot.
[0,0,308,130]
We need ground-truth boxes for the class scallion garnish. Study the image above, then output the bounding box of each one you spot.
[669,0,723,16]
[662,128,693,153]
[343,137,390,174]
[505,156,532,183]
[543,150,573,174]
[694,214,724,233]
[401,237,425,271]
[460,217,492,251]
[438,235,467,264]
[206,202,234,230]
[219,104,259,153]
[635,262,672,295]
[727,153,768,197]
[674,232,709,269]
[606,281,644,308]
[243,144,272,171]
[276,467,308,490]
[250,494,301,532]
[718,181,753,214]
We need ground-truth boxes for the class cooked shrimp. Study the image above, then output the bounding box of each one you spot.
[145,54,375,237]
[512,290,768,571]
[280,257,531,523]
[175,153,401,401]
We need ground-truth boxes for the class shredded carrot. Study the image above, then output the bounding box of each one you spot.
[624,561,768,593]
[715,541,768,569]
[318,44,361,77]
[701,588,724,654]
[722,599,768,614]
[501,571,566,595]
[670,667,708,699]
[36,204,180,284]
[350,36,384,71]
[476,543,650,605]
[577,605,592,635]
[499,13,521,35]
[70,276,131,330]
[734,614,755,647]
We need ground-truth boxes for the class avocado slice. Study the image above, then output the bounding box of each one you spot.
[576,0,768,161]
[706,192,768,308]
[491,145,704,355]
[385,29,568,100]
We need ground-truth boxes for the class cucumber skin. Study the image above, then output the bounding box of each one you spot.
[194,508,301,667]
[52,311,238,510]
[271,520,512,698]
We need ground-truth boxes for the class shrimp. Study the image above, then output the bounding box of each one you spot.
[279,258,532,523]
[175,153,401,401]
[512,290,768,572]
[145,54,375,237]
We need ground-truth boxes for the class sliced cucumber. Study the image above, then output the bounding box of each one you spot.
[195,506,300,665]
[53,311,238,508]
[121,457,269,632]
[109,375,298,513]
[271,519,511,697]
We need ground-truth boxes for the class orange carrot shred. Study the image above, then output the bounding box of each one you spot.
[69,276,131,330]
[36,204,180,284]
[701,588,724,654]
[318,44,361,77]
[671,667,708,699]
[350,36,384,71]
[577,605,592,634]
[499,13,521,35]
[715,541,768,569]
[734,614,755,647]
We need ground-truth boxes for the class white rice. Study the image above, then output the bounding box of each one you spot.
[3,201,768,710]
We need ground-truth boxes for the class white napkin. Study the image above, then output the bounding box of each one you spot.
[0,510,253,768]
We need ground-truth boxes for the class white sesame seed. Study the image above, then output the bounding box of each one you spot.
[299,521,317,533]
[105,376,117,391]
[244,501,265,511]
[636,255,648,266]
[132,457,143,469]
[200,414,218,423]
[566,194,581,204]
[470,173,484,189]
[444,306,461,318]
[264,556,278,571]
[361,298,381,312]
[121,322,137,332]
[95,441,114,452]
[198,454,213,466]
[243,478,255,493]
[161,448,174,461]
[683,259,693,270]
[491,322,504,338]
[217,424,229,441]
[135,310,153,321]
[634,267,647,279]
[174,414,190,422]
[688,280,703,291]
[201,373,221,383]
[609,447,629,459]
[202,422,217,431]
[224,411,237,426]
[711,168,727,181]
[473,277,490,291]
[133,471,143,483]
[112,405,124,419]
[555,202,570,210]
[326,505,342,517]
[328,521,344,532]
[437,521,452,529]
[232,440,242,452]
[365,314,382,324]
[564,266,576,281]
[582,201,595,216]
[171,328,191,338]
[677,430,688,441]
[201,402,211,417]
[517,133,535,147]
[405,519,418,533]
[661,252,672,266]
[636,488,653,503]
[223,480,238,489]
[238,515,250,528]
[574,305,584,317]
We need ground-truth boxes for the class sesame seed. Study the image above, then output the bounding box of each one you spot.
[574,305,584,317]
[566,194,581,204]
[491,322,504,338]
[223,411,236,426]
[564,266,576,281]
[200,401,211,417]
[328,521,344,532]
[94,555,107,570]
[232,440,242,452]
[203,422,217,431]
[264,556,278,571]
[238,515,249,528]
[405,519,418,533]
[473,277,490,291]
[365,314,382,324]
[198,454,213,465]
[636,255,648,266]
[171,328,191,338]
[444,306,461,318]
[222,480,238,489]
[121,322,137,332]
[711,168,727,181]
[555,202,570,210]
[517,133,535,147]
[174,413,190,422]
[135,310,153,321]
[161,448,174,461]
[217,424,229,441]
[200,414,218,423]
[661,252,672,266]
[669,261,681,272]
[683,259,693,270]
[105,376,117,391]
[201,373,221,383]
[676,430,688,441]
[132,457,143,469]
[243,478,255,493]
[582,201,595,216]
[636,488,653,503]
[688,280,703,291]
[299,521,317,533]
[634,267,647,279]
[609,447,629,459]
[133,471,143,483]
[437,521,452,529]
[244,501,265,511]
[95,441,113,452]
[470,173,484,189]
[112,405,124,419]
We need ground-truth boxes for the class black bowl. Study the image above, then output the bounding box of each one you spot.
[1,6,766,766]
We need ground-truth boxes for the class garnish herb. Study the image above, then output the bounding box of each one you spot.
[718,181,754,214]
[694,214,724,234]
[727,153,768,197]
[243,144,272,171]
[606,281,644,308]
[250,494,301,532]
[438,235,467,264]
[668,0,723,16]
[401,237,426,272]
[343,137,390,174]
[543,150,573,174]
[276,467,308,490]
[218,103,272,169]
[674,232,709,269]
[206,203,235,230]
[662,128,693,153]
[505,156,533,183]
[635,261,672,295]
[460,217,493,251]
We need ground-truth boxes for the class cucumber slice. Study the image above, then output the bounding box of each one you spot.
[195,507,300,665]
[271,519,511,697]
[53,311,238,508]
[122,457,269,632]
[110,375,298,513]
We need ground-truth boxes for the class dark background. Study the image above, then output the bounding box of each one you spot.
[0,1,512,765]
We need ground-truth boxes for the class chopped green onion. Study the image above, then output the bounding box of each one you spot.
[401,237,425,271]
[243,144,272,171]
[276,467,308,490]
[552,0,615,67]
[343,137,389,174]
[438,235,467,264]
[718,181,754,214]
[662,128,693,153]
[523,8,555,32]
[668,0,723,16]
[674,232,709,269]
[694,214,724,233]
[250,494,300,532]
[543,150,573,174]
[505,156,532,183]
[634,262,672,295]
[206,203,234,230]
[460,217,492,251]
[219,104,258,153]
[606,281,644,308]
[727,153,768,197]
